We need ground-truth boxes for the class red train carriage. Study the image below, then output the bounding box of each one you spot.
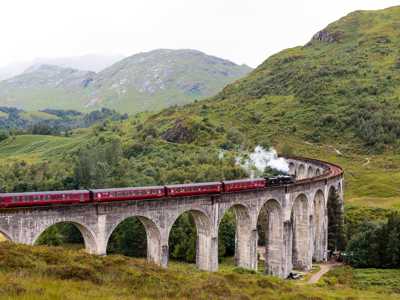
[0,190,90,208]
[222,178,266,192]
[91,186,166,202]
[166,182,222,197]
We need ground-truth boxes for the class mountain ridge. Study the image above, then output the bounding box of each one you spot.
[0,49,252,113]
[0,54,124,81]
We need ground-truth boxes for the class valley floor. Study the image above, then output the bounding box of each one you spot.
[0,242,399,300]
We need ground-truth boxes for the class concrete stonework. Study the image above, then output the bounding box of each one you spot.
[0,158,343,278]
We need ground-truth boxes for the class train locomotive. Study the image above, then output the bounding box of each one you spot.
[0,175,296,208]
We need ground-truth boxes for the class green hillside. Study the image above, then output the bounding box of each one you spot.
[0,134,89,162]
[144,6,400,152]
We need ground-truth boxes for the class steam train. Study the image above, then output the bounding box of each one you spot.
[0,176,295,208]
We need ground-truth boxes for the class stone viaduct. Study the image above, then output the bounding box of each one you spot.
[0,157,343,278]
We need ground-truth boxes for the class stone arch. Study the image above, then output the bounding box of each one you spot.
[168,209,214,271]
[307,166,314,178]
[218,204,252,269]
[106,215,162,264]
[33,221,98,254]
[257,199,283,276]
[288,162,296,175]
[297,164,306,179]
[312,190,325,262]
[291,193,311,270]
[315,168,321,176]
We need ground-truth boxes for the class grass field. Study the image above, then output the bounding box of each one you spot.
[0,242,399,300]
[20,111,60,121]
[0,133,91,163]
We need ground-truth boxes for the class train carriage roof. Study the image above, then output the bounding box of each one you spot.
[223,178,265,184]
[166,182,222,188]
[0,190,90,197]
[91,186,165,193]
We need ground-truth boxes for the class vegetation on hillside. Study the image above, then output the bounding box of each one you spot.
[0,242,399,300]
[346,212,400,268]
[134,6,400,152]
[0,107,128,136]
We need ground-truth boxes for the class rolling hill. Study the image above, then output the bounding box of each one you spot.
[144,6,400,152]
[0,50,252,113]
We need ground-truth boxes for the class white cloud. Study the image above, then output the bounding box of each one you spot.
[0,0,398,67]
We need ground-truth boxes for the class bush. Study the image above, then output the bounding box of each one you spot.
[346,212,400,268]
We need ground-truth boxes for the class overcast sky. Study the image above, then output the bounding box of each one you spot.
[0,0,399,68]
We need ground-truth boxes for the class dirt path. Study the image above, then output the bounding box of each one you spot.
[307,263,340,284]
[363,157,370,166]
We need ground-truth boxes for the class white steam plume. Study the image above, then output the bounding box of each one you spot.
[236,146,289,177]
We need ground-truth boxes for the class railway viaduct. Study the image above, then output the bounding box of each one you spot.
[0,157,343,278]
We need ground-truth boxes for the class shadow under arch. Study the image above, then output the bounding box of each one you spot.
[33,221,97,254]
[288,162,296,175]
[106,215,162,264]
[291,193,310,270]
[312,190,325,262]
[218,204,252,269]
[307,166,314,178]
[168,209,213,271]
[297,164,306,179]
[257,198,283,276]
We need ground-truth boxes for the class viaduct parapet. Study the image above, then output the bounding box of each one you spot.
[0,157,344,278]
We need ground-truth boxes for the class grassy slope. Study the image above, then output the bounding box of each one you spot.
[0,242,398,300]
[0,132,90,163]
[20,111,60,121]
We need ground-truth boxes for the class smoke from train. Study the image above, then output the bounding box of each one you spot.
[236,146,289,177]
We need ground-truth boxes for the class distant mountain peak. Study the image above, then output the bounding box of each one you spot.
[23,64,72,74]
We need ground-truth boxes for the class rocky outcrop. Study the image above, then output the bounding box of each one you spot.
[309,30,343,44]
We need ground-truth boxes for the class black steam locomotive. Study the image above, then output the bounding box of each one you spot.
[266,175,295,186]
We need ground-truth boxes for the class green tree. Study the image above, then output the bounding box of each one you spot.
[107,218,147,257]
